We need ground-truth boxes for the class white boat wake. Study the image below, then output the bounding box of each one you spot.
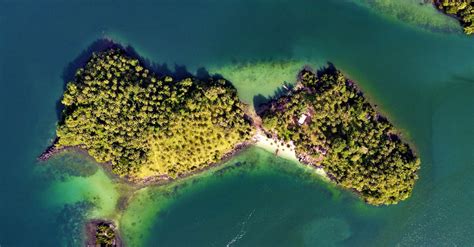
[226,209,255,247]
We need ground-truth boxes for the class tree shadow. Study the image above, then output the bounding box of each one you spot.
[61,39,121,85]
[57,38,232,122]
[253,62,335,116]
[122,44,225,82]
[316,62,336,78]
[57,39,124,123]
[252,81,294,115]
[253,94,269,114]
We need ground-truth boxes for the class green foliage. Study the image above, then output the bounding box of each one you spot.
[96,223,116,247]
[144,80,254,178]
[435,0,474,34]
[56,49,252,178]
[353,0,460,32]
[260,67,420,205]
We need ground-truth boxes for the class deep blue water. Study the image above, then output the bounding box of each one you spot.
[1,0,474,246]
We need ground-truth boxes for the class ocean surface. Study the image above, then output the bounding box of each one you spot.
[1,0,474,246]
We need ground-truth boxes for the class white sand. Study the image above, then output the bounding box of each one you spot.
[252,132,328,180]
[253,132,298,162]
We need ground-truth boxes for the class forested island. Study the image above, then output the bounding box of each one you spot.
[53,49,253,180]
[433,0,474,34]
[44,47,420,206]
[258,66,420,205]
[85,220,122,247]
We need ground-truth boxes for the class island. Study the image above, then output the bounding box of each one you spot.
[85,220,122,247]
[257,66,420,205]
[52,49,253,181]
[433,0,474,34]
[38,46,424,245]
[42,48,420,207]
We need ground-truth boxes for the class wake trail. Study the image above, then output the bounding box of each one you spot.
[225,209,256,247]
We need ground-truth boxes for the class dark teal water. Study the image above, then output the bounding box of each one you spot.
[1,0,474,246]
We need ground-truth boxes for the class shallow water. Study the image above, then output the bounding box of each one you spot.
[123,147,382,247]
[1,0,474,246]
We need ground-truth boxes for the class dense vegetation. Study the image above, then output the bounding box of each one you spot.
[260,66,420,205]
[96,223,116,247]
[56,49,252,179]
[434,0,474,34]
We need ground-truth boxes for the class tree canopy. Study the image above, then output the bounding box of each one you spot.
[260,67,420,205]
[56,49,253,179]
[435,0,474,34]
[55,48,420,205]
[96,223,116,247]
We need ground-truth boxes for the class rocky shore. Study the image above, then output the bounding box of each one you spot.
[37,138,62,161]
[37,138,88,162]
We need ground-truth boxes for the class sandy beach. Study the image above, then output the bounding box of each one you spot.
[252,131,328,180]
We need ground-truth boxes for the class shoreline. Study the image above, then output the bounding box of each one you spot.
[37,129,330,187]
[36,88,333,190]
[37,64,419,205]
[37,137,255,188]
[37,140,127,184]
[37,138,65,161]
[252,130,329,180]
[135,141,254,187]
[37,138,93,164]
[37,65,419,206]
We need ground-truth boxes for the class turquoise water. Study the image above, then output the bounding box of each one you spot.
[122,148,383,246]
[1,0,474,246]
